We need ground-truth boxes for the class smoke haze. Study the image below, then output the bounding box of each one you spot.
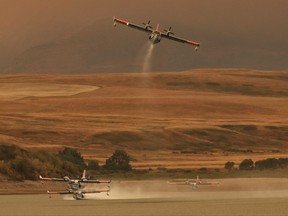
[0,0,287,73]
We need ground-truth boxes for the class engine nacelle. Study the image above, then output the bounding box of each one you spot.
[164,27,175,36]
[63,176,70,182]
[143,20,152,30]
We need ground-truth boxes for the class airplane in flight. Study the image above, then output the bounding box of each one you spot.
[113,17,200,51]
[167,176,219,189]
[40,170,111,200]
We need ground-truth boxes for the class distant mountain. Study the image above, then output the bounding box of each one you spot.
[9,17,201,73]
[4,0,288,73]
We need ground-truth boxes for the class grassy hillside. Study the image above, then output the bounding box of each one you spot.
[0,69,287,169]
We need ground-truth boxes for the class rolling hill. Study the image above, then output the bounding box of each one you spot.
[0,69,287,169]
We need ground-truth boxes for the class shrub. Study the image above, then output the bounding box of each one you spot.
[61,161,80,176]
[58,147,86,168]
[224,161,235,171]
[239,159,254,170]
[254,158,288,170]
[0,144,24,161]
[10,156,36,180]
[0,145,84,180]
[255,158,279,170]
[104,150,132,171]
[87,160,100,170]
[278,158,288,168]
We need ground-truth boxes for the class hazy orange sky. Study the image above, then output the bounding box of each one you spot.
[0,0,287,72]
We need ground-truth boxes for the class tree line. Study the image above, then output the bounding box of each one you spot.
[0,144,132,181]
[225,157,288,171]
[1,144,287,181]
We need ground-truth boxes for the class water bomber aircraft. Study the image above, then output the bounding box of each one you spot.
[113,17,200,51]
[40,170,111,200]
[167,176,219,189]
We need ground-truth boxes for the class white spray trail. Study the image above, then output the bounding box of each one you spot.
[142,43,155,72]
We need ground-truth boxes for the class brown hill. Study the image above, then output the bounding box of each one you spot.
[0,69,287,169]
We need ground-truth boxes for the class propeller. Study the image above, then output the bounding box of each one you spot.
[164,27,175,36]
[142,20,152,29]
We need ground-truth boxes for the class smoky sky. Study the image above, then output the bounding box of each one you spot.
[0,0,287,72]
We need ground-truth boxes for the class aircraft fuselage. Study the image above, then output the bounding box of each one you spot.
[73,191,85,200]
[148,31,162,44]
[68,180,84,190]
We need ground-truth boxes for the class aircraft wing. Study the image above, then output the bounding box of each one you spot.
[199,181,220,186]
[82,179,111,184]
[113,17,153,33]
[168,182,189,185]
[81,187,111,194]
[47,190,72,195]
[39,175,65,182]
[161,33,200,47]
[167,179,191,185]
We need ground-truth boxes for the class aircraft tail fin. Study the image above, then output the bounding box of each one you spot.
[156,24,160,32]
[113,16,116,26]
[196,175,200,183]
[81,170,86,180]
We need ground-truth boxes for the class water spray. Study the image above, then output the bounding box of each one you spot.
[142,43,155,72]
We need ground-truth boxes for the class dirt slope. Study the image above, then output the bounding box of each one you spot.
[0,69,287,169]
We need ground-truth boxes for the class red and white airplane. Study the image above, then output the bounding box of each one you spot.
[40,170,111,200]
[113,17,200,51]
[167,176,219,189]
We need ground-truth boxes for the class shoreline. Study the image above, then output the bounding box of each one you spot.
[1,177,288,195]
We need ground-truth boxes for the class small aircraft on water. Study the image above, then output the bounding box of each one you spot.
[113,17,200,51]
[167,176,219,189]
[40,170,111,200]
